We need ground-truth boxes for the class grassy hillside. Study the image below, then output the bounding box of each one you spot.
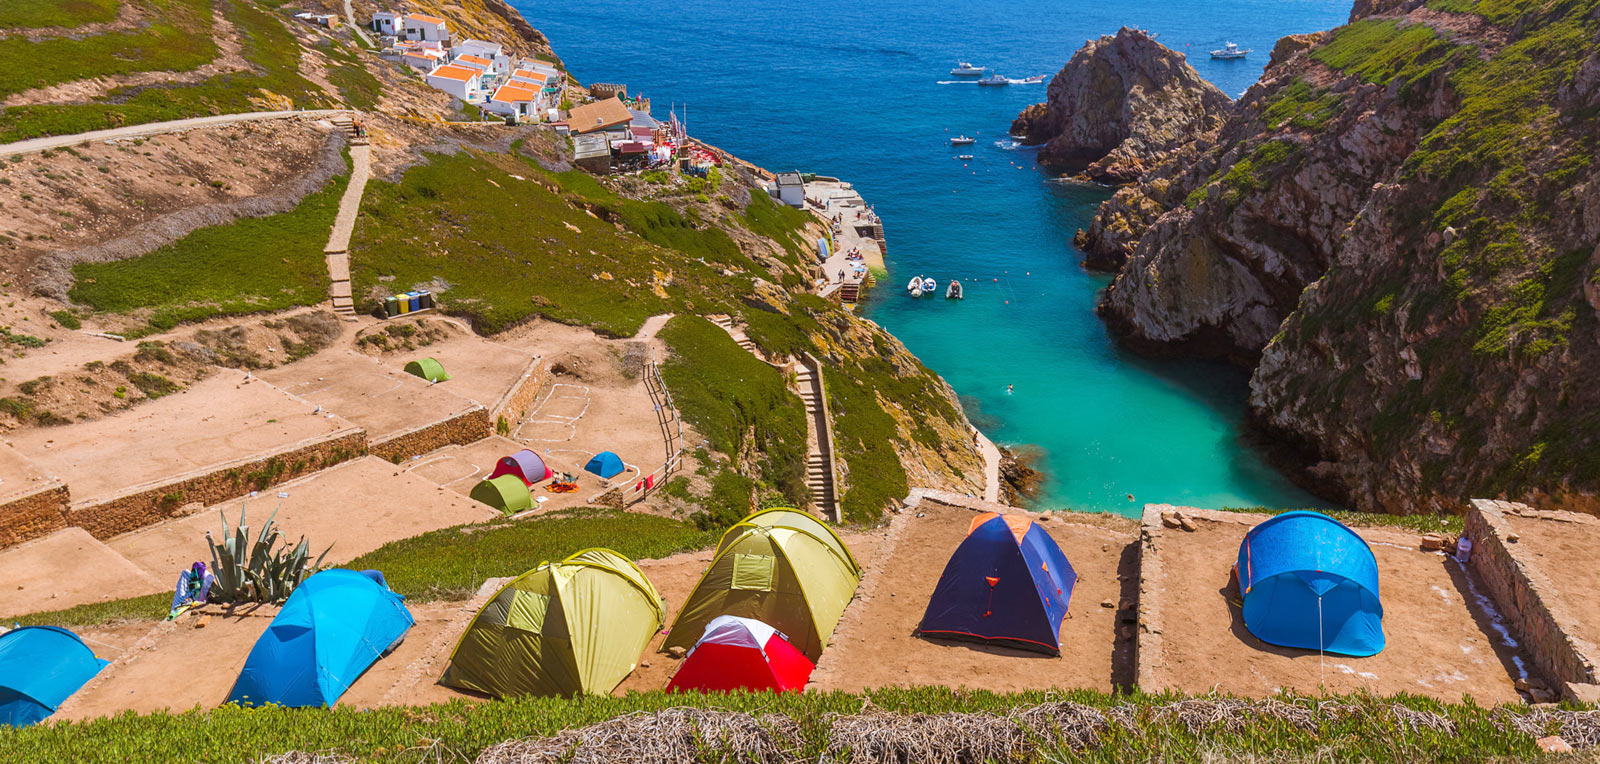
[0,0,121,29]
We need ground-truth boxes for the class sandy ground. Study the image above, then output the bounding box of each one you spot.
[358,318,539,411]
[1500,509,1600,652]
[0,528,164,618]
[401,436,613,516]
[1143,510,1527,703]
[615,527,891,695]
[259,350,479,440]
[810,506,1137,693]
[0,439,58,503]
[11,372,358,501]
[108,456,500,584]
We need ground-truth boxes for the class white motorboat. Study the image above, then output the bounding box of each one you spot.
[977,74,1009,86]
[1210,41,1250,59]
[946,280,963,299]
[950,61,987,77]
[922,277,937,293]
[1019,75,1046,84]
[950,134,976,146]
[956,154,974,160]
[907,276,925,297]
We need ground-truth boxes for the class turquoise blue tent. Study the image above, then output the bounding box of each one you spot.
[0,626,107,727]
[227,569,414,708]
[585,451,625,479]
[1236,511,1384,657]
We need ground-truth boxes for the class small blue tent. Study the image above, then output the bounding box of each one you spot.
[227,569,414,708]
[0,626,107,727]
[585,451,625,479]
[1236,511,1384,657]
[917,513,1077,654]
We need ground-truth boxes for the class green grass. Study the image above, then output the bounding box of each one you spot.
[1260,78,1345,131]
[0,0,120,29]
[1219,506,1464,534]
[658,316,809,526]
[346,509,717,601]
[0,0,331,142]
[0,688,1560,764]
[0,0,215,99]
[68,153,350,336]
[321,39,383,110]
[4,592,169,627]
[1310,19,1471,97]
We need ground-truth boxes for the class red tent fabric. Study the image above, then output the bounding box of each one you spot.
[488,449,550,486]
[666,616,813,693]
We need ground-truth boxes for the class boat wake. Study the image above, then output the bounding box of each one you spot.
[936,80,979,85]
[994,138,1029,150]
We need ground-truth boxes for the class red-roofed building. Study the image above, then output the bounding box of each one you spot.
[487,83,543,119]
[425,64,481,100]
[402,12,449,43]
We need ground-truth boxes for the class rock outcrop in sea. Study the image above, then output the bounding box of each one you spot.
[1080,0,1600,515]
[1010,27,1230,185]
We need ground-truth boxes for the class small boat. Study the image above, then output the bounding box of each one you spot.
[1210,41,1250,59]
[977,74,1009,86]
[950,134,976,146]
[907,276,924,297]
[1020,75,1046,84]
[945,280,963,299]
[956,154,974,160]
[949,61,987,77]
[922,277,937,293]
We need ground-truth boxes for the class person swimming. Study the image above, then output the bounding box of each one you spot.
[1006,384,1013,394]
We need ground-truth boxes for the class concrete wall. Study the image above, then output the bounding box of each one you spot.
[66,430,367,540]
[369,406,491,462]
[1465,498,1600,699]
[0,482,71,548]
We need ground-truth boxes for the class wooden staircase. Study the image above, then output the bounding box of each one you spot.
[839,282,860,303]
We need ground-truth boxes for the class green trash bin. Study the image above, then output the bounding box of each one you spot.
[384,295,400,318]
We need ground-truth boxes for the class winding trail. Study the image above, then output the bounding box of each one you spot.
[0,109,351,157]
[343,0,374,47]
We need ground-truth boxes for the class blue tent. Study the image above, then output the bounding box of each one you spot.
[917,513,1077,654]
[1236,511,1384,657]
[0,626,108,727]
[585,451,625,479]
[227,569,414,708]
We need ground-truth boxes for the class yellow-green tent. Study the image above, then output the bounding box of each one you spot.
[404,357,450,382]
[664,507,861,661]
[439,548,665,698]
[469,475,532,515]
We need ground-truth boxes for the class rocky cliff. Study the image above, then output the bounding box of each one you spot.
[1085,0,1600,514]
[1010,28,1231,184]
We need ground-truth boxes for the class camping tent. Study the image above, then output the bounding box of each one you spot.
[227,569,414,708]
[0,626,107,727]
[665,507,861,661]
[1236,511,1384,657]
[490,449,550,486]
[470,475,532,514]
[666,615,814,693]
[403,357,450,383]
[584,451,624,479]
[440,548,664,698]
[917,512,1077,655]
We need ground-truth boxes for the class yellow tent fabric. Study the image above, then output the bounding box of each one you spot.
[664,507,861,661]
[404,357,450,382]
[469,475,532,515]
[439,548,664,697]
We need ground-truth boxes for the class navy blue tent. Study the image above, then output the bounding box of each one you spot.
[917,513,1077,654]
[228,569,414,708]
[1236,511,1384,657]
[585,451,625,479]
[0,626,107,727]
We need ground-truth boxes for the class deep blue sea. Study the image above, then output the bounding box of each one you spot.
[516,0,1351,516]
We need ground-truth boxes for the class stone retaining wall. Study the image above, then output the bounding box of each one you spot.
[1465,498,1600,699]
[1134,504,1169,691]
[0,481,71,548]
[66,429,367,540]
[490,357,544,428]
[369,406,491,462]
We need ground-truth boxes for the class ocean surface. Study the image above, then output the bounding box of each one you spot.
[517,0,1351,516]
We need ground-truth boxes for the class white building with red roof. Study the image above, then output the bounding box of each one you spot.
[425,64,481,101]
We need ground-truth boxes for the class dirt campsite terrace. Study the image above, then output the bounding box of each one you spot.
[1137,506,1528,704]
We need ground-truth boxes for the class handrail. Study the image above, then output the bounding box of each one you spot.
[802,352,843,523]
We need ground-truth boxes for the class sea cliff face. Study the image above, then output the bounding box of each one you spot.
[1082,0,1600,514]
[1010,27,1231,184]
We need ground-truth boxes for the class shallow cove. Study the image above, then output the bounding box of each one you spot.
[520,0,1349,515]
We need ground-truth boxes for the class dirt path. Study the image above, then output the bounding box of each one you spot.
[343,0,373,47]
[0,110,350,158]
[324,141,371,314]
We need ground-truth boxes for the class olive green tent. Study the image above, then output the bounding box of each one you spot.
[440,548,665,697]
[664,507,861,661]
[469,475,532,515]
[404,357,450,382]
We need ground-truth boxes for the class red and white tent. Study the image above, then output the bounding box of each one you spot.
[665,615,814,693]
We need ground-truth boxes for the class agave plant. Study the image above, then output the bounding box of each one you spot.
[205,502,332,605]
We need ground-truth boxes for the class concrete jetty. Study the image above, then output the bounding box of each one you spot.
[803,177,885,303]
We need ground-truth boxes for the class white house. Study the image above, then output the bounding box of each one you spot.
[455,39,503,59]
[774,172,805,208]
[401,12,450,43]
[371,10,400,35]
[425,64,481,101]
[452,53,492,74]
[401,47,445,73]
[486,83,542,120]
[508,67,548,89]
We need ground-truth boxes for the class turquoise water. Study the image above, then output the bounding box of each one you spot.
[518,0,1349,515]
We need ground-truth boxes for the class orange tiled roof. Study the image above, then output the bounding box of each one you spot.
[493,84,539,102]
[403,12,447,25]
[428,65,478,82]
[456,54,491,66]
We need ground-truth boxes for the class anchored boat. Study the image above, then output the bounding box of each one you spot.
[949,61,987,77]
[907,276,925,297]
[946,280,963,299]
[1210,41,1250,59]
[950,134,976,146]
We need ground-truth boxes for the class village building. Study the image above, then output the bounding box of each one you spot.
[455,40,514,76]
[573,133,611,174]
[589,83,627,100]
[370,10,400,36]
[486,83,542,121]
[508,68,548,89]
[452,53,492,73]
[567,97,632,134]
[401,45,446,73]
[775,172,805,208]
[294,12,341,28]
[401,12,450,43]
[425,64,482,101]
